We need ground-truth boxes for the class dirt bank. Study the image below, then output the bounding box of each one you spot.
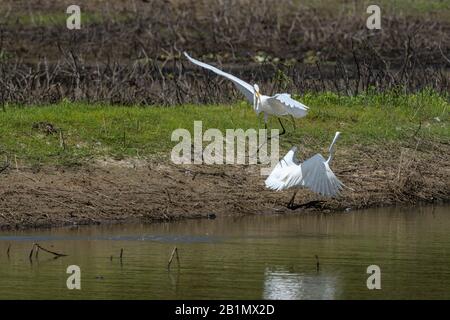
[0,141,448,230]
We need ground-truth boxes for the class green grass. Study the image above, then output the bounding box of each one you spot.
[0,91,448,166]
[4,0,449,28]
[300,0,450,20]
[4,12,125,27]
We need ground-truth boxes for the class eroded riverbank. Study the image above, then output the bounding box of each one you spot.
[0,140,448,230]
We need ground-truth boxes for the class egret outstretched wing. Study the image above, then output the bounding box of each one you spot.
[265,147,301,191]
[279,146,300,167]
[299,154,344,197]
[265,132,344,201]
[267,94,309,118]
[184,52,254,104]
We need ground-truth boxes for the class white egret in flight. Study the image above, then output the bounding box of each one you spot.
[184,52,309,135]
[265,132,344,208]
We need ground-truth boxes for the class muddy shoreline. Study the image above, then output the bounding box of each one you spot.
[1,142,448,230]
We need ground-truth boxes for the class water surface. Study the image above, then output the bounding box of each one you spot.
[0,206,449,299]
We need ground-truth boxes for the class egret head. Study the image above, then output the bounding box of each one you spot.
[253,84,260,98]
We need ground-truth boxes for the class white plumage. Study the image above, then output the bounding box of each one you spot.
[184,52,309,125]
[264,146,301,191]
[265,132,344,202]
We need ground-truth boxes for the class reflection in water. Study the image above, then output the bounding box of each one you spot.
[263,268,337,300]
[0,205,449,299]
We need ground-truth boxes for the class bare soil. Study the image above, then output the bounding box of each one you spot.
[1,141,448,230]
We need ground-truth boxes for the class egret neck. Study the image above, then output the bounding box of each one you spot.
[253,84,261,112]
[326,132,341,163]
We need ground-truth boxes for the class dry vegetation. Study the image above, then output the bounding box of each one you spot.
[0,0,448,105]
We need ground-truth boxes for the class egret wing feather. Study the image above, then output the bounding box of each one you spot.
[281,146,300,166]
[184,52,254,104]
[301,154,343,197]
[267,94,309,118]
[265,166,293,191]
[282,165,304,189]
[265,147,300,191]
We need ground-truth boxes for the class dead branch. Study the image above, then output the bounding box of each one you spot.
[29,243,68,259]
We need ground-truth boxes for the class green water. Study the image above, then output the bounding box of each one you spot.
[0,206,449,299]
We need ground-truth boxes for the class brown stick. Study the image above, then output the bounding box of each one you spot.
[439,44,450,65]
[29,244,35,259]
[167,247,180,270]
[315,255,320,272]
[31,243,68,258]
[0,162,9,174]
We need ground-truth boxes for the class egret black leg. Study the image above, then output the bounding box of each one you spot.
[277,118,286,136]
[287,190,298,209]
[256,120,269,153]
[257,118,283,153]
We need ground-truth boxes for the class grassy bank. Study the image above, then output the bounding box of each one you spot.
[0,91,448,167]
[0,91,449,229]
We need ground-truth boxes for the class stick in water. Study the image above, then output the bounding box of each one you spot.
[315,255,320,272]
[167,247,180,270]
[29,245,35,260]
[35,243,67,257]
[29,243,68,260]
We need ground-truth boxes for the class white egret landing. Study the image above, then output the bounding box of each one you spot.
[265,132,345,208]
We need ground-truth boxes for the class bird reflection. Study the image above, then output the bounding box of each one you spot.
[263,268,337,300]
